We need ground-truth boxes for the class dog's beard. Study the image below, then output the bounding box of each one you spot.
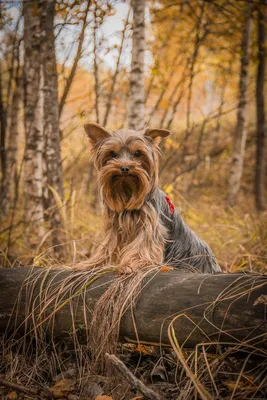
[99,165,151,213]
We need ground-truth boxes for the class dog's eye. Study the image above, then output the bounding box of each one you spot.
[110,151,118,158]
[134,151,141,157]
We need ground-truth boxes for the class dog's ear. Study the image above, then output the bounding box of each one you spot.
[84,122,110,146]
[143,128,171,142]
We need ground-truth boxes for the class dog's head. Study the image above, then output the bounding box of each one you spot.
[84,123,171,213]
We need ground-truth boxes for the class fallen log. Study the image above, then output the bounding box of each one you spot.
[0,267,266,347]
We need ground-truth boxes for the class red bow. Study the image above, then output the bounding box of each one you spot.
[165,195,175,214]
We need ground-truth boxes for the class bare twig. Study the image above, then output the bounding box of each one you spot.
[0,377,53,399]
[165,143,228,187]
[105,353,163,400]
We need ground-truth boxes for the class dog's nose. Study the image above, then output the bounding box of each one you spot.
[120,166,130,174]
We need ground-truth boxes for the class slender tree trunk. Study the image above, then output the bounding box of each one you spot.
[255,1,266,211]
[226,1,253,207]
[23,0,64,251]
[0,61,7,184]
[103,8,130,127]
[59,0,90,118]
[128,0,145,131]
[93,6,100,124]
[23,1,45,242]
[0,79,21,216]
[41,0,64,249]
[186,1,207,134]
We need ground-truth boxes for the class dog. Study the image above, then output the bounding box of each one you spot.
[82,122,221,274]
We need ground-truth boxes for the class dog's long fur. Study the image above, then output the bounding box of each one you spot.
[81,123,221,274]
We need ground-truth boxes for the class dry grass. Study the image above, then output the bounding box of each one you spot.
[0,266,266,399]
[1,176,266,274]
[167,273,267,399]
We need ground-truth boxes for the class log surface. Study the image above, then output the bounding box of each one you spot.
[0,267,266,346]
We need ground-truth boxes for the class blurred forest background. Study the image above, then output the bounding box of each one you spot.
[0,0,266,272]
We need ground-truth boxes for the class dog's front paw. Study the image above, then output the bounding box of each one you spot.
[116,264,136,275]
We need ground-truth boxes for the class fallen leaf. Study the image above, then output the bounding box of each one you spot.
[49,378,76,398]
[95,396,113,400]
[131,397,144,400]
[136,344,153,355]
[7,392,17,400]
[160,266,174,272]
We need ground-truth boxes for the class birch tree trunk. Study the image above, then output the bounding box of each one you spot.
[23,0,64,251]
[41,0,64,248]
[0,79,21,216]
[23,1,45,242]
[128,0,145,131]
[0,61,7,186]
[226,1,253,207]
[255,0,266,211]
[93,5,100,124]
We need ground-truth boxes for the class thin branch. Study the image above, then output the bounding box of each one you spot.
[0,377,53,399]
[105,353,163,400]
[186,1,208,134]
[59,0,91,118]
[165,87,185,130]
[166,143,228,187]
[145,19,178,104]
[0,61,7,181]
[103,7,130,126]
[159,106,236,178]
[160,57,191,128]
[145,52,183,125]
[93,5,100,124]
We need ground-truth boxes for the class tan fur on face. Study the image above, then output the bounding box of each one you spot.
[80,124,171,273]
[99,161,151,213]
[93,130,159,213]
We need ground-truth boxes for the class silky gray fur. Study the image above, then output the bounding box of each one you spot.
[152,188,221,273]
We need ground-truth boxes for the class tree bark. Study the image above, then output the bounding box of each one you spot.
[41,0,64,250]
[255,0,266,211]
[128,0,145,131]
[0,79,21,216]
[93,6,100,124]
[0,267,266,347]
[23,0,45,241]
[226,1,253,207]
[23,0,64,250]
[0,60,7,186]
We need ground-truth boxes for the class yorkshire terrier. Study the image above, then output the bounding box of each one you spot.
[83,122,221,274]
